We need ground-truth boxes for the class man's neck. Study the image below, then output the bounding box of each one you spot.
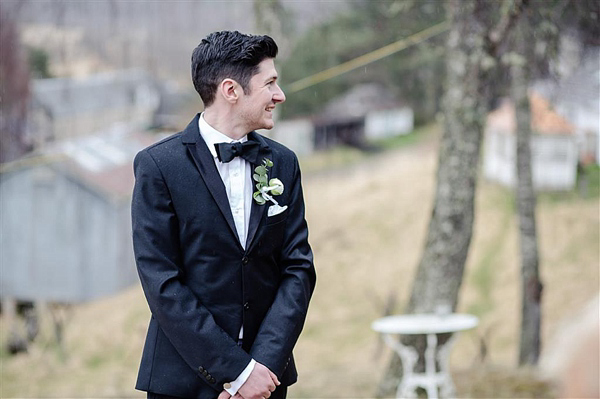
[203,108,248,141]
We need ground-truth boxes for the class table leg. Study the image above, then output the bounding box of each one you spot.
[424,333,440,399]
[382,334,419,399]
[382,332,460,399]
[437,333,458,398]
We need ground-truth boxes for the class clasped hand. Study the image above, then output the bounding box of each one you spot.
[217,362,280,399]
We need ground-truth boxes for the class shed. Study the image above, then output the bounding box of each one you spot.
[0,127,162,303]
[483,93,578,191]
[268,84,414,154]
[313,83,414,150]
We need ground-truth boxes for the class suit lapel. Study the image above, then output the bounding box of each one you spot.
[245,131,272,252]
[181,115,241,248]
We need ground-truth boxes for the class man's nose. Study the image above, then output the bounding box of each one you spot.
[273,84,286,103]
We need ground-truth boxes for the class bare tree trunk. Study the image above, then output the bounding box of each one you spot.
[511,15,543,366]
[408,1,489,314]
[0,2,31,163]
[376,1,490,395]
[253,0,292,60]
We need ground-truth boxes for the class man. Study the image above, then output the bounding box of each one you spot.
[131,31,316,399]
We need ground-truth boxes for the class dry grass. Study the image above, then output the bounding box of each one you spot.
[1,126,598,398]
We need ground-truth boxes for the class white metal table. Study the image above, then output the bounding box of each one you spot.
[372,313,478,399]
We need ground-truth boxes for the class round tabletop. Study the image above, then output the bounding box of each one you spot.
[371,313,479,335]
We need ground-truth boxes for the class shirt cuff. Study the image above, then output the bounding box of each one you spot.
[225,359,256,396]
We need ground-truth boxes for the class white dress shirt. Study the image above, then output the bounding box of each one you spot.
[198,114,256,395]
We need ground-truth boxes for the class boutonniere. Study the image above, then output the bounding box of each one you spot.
[253,158,288,215]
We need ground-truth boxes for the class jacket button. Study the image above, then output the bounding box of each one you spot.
[242,256,249,265]
[198,366,204,373]
[210,377,216,383]
[244,302,250,310]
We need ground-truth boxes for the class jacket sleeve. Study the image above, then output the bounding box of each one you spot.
[249,154,317,377]
[131,149,252,391]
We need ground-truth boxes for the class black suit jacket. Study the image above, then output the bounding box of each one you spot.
[131,114,316,398]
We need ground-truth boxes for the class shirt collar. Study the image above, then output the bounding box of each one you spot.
[199,113,248,159]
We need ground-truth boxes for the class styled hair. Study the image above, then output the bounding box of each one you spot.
[191,31,278,107]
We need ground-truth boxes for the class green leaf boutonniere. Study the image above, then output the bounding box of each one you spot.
[253,158,285,208]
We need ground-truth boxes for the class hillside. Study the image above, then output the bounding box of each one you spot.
[1,126,598,398]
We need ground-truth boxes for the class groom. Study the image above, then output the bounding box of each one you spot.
[131,31,316,399]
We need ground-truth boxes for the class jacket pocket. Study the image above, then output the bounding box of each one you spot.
[265,209,287,226]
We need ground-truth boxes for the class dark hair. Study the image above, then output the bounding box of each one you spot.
[191,31,278,107]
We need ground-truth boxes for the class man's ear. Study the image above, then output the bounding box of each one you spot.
[219,78,240,104]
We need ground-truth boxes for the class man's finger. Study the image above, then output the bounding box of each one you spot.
[268,370,280,386]
[217,390,231,399]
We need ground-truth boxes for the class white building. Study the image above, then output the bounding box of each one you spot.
[483,93,578,191]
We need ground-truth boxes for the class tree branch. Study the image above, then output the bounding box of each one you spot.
[487,0,528,57]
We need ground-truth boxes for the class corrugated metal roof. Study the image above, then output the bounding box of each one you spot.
[60,128,168,200]
[1,125,168,201]
[486,92,576,136]
[317,83,402,122]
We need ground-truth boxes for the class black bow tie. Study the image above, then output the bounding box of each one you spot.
[214,140,260,164]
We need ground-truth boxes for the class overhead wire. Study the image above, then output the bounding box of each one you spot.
[285,20,450,94]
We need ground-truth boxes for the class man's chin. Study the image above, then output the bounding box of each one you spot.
[261,120,275,130]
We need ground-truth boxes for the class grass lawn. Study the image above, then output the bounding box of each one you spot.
[1,125,598,398]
